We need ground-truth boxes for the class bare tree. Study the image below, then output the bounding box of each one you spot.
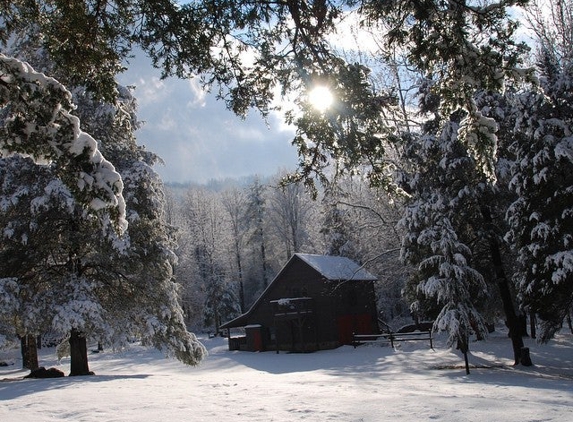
[221,186,249,312]
[267,177,315,261]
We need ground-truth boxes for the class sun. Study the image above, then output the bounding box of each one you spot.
[308,86,334,112]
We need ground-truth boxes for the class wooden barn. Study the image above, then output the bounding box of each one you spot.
[220,253,379,352]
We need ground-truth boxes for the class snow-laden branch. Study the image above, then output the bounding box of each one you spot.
[0,54,127,232]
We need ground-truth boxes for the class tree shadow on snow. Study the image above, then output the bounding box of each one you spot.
[0,373,150,401]
[209,343,424,377]
[431,332,573,392]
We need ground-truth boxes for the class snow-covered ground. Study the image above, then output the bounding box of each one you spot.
[1,329,572,422]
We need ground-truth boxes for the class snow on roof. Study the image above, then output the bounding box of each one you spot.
[295,253,377,281]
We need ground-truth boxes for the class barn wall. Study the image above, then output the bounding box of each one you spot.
[333,280,379,344]
[236,255,379,351]
[246,257,327,350]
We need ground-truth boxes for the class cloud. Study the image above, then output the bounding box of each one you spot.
[134,76,170,106]
[158,112,177,131]
[186,78,208,108]
[118,53,298,184]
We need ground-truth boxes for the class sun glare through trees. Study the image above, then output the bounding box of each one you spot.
[308,86,334,112]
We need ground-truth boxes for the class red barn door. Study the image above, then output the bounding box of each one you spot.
[336,314,373,345]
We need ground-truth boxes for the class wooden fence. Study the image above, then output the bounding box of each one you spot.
[353,330,433,349]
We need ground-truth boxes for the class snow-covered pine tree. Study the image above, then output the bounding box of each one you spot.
[400,119,489,372]
[85,87,206,367]
[0,153,111,375]
[0,133,205,374]
[356,0,534,365]
[506,0,573,341]
[0,155,77,370]
[1,45,205,372]
[0,55,127,231]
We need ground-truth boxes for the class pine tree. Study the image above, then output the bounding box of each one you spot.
[0,55,127,230]
[506,0,573,341]
[0,53,206,371]
[399,119,490,371]
[0,155,75,370]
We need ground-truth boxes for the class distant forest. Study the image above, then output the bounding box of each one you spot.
[165,172,410,332]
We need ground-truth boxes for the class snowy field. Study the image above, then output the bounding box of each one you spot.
[1,329,572,422]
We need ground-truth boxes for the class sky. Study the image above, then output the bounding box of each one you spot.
[2,328,573,421]
[117,53,299,185]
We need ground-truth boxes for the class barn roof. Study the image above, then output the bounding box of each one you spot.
[220,254,377,330]
[295,253,377,281]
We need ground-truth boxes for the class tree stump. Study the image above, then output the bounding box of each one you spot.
[520,347,533,366]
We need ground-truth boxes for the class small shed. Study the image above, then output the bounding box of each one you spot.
[221,253,379,352]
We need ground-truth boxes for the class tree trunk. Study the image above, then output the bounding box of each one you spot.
[261,240,268,288]
[458,335,470,375]
[481,205,529,366]
[492,246,526,365]
[235,243,245,313]
[214,308,221,335]
[69,328,93,376]
[530,313,537,339]
[20,334,39,370]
